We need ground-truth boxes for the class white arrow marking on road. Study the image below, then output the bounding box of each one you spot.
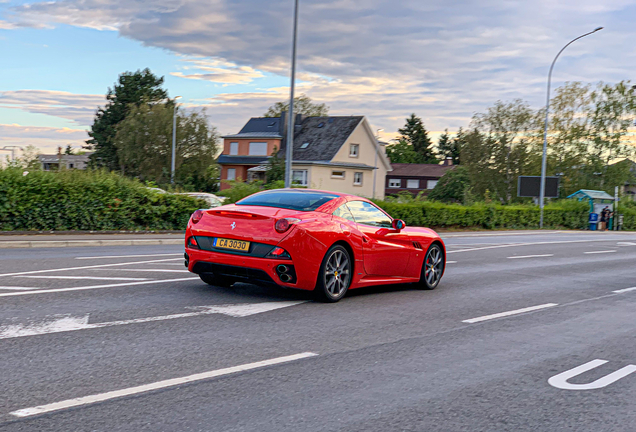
[10,352,318,418]
[0,301,306,340]
[548,359,636,390]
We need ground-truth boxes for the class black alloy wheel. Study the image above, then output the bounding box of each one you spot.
[315,245,352,302]
[417,243,444,290]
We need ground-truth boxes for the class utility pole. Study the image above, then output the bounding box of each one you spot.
[171,96,182,185]
[284,0,299,188]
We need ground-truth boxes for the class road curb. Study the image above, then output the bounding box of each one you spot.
[0,239,184,249]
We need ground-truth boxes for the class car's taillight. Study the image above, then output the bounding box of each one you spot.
[187,236,199,249]
[275,217,300,233]
[266,247,291,259]
[191,209,204,224]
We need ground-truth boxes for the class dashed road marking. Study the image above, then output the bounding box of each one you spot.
[507,254,554,259]
[0,258,182,278]
[89,269,189,273]
[584,250,617,254]
[10,352,319,418]
[613,287,636,294]
[20,276,150,281]
[462,303,558,324]
[0,277,199,298]
[76,253,182,260]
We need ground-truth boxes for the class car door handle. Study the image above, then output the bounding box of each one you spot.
[362,236,369,243]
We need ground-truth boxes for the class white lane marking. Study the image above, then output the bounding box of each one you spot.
[89,269,189,273]
[617,242,636,246]
[10,352,318,418]
[76,253,182,260]
[20,276,149,281]
[446,238,631,254]
[0,286,40,291]
[0,301,306,340]
[462,303,558,324]
[584,250,617,254]
[0,277,199,298]
[507,254,554,259]
[548,359,636,391]
[446,261,457,264]
[442,231,566,238]
[0,258,182,278]
[613,287,636,294]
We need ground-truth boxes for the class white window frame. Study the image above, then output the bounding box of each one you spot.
[353,172,363,186]
[227,168,236,181]
[426,180,438,190]
[406,179,419,189]
[248,142,268,156]
[349,144,359,158]
[388,178,401,188]
[291,169,308,186]
[331,170,345,179]
[229,142,239,155]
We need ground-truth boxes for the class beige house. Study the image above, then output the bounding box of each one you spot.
[219,114,391,199]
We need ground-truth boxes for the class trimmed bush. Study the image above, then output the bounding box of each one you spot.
[373,199,593,230]
[0,168,206,231]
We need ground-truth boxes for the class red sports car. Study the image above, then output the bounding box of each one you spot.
[184,189,445,302]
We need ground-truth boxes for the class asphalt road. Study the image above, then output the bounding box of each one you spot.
[1,230,635,431]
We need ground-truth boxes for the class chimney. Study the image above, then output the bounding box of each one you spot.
[295,113,306,125]
[279,111,287,136]
[443,157,453,166]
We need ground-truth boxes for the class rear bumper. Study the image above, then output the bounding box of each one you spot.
[186,247,312,290]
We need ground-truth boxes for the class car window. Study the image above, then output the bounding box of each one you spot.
[332,204,356,222]
[236,190,338,211]
[346,201,392,228]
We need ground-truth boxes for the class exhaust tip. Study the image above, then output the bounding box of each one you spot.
[280,273,292,282]
[277,265,289,274]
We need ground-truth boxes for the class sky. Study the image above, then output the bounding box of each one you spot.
[1,0,636,158]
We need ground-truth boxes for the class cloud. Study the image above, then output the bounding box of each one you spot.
[0,124,87,155]
[5,0,636,136]
[0,90,104,126]
[170,57,264,85]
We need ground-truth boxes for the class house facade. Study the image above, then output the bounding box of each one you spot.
[218,114,391,199]
[385,160,454,196]
[38,153,92,171]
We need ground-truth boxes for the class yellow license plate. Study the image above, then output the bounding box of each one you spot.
[214,238,250,252]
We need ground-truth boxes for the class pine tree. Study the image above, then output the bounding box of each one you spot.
[437,128,461,164]
[398,114,437,163]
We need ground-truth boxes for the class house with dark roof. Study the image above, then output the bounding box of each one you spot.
[385,160,455,197]
[218,113,392,198]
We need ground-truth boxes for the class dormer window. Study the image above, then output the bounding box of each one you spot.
[349,144,359,158]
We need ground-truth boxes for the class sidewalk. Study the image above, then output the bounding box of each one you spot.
[0,233,184,248]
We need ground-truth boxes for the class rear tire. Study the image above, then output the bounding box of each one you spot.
[416,243,444,290]
[199,273,234,288]
[314,245,352,303]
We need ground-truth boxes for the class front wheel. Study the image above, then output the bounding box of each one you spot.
[416,243,444,290]
[314,245,352,302]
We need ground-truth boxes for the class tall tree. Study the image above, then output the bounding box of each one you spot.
[265,146,285,184]
[437,128,461,164]
[86,69,168,171]
[385,139,426,164]
[114,102,219,191]
[264,94,329,118]
[398,114,437,163]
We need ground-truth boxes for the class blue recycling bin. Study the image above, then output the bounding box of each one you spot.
[589,213,599,230]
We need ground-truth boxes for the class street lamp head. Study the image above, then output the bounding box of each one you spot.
[593,27,603,32]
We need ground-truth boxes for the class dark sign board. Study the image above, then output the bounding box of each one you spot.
[518,176,559,198]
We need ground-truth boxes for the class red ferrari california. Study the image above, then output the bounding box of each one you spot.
[184,189,445,302]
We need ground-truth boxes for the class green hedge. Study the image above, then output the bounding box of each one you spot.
[0,168,206,231]
[373,200,596,230]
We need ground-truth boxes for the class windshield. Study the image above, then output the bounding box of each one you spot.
[236,190,338,211]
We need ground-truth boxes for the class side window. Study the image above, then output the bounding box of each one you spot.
[346,201,392,228]
[333,204,356,222]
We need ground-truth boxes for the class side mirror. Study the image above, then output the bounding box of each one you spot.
[392,219,406,230]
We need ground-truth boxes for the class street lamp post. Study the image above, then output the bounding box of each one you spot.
[373,128,384,199]
[539,27,603,228]
[171,96,182,185]
[285,0,299,188]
